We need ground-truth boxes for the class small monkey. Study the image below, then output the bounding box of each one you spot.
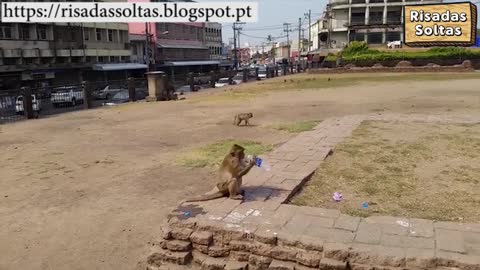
[184,144,256,202]
[233,113,253,126]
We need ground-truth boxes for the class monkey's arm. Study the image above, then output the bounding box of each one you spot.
[237,161,256,178]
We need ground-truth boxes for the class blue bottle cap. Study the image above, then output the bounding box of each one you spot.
[255,157,262,167]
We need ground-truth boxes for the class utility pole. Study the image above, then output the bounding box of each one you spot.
[266,35,276,65]
[283,23,292,63]
[145,22,150,71]
[233,22,245,69]
[298,17,302,63]
[305,9,312,52]
[233,24,237,69]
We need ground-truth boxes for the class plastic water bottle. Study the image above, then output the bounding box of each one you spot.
[252,156,271,171]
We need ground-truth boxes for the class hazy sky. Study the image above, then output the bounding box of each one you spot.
[197,0,328,46]
[196,0,479,47]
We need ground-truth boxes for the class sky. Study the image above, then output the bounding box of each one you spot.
[197,0,328,46]
[197,0,479,47]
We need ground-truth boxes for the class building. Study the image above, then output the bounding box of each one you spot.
[229,48,251,65]
[128,0,224,78]
[0,22,136,90]
[314,0,442,49]
[0,0,149,90]
[272,42,290,63]
[204,22,223,60]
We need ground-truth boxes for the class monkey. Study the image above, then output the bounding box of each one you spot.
[233,113,253,126]
[183,144,256,202]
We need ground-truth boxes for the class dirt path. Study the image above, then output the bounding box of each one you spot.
[1,74,480,270]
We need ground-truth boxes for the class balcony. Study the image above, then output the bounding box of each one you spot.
[368,17,384,25]
[386,18,402,25]
[350,17,366,26]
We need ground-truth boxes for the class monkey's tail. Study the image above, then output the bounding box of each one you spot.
[184,192,225,202]
[233,116,237,125]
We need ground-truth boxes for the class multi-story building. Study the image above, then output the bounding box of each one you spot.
[128,0,226,78]
[314,0,442,49]
[0,21,135,90]
[204,22,223,60]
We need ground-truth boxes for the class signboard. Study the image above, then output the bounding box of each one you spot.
[403,2,477,46]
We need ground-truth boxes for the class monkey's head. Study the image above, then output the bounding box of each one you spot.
[229,144,245,160]
[249,113,253,118]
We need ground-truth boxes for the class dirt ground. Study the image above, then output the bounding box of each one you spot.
[1,73,480,270]
[292,120,480,222]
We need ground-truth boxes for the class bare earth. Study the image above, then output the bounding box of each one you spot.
[1,73,480,270]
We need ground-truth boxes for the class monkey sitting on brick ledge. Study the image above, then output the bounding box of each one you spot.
[182,144,256,202]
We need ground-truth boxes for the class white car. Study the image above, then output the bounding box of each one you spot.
[51,86,84,107]
[15,94,41,115]
[232,75,243,85]
[215,78,230,88]
[93,85,127,100]
[258,69,267,79]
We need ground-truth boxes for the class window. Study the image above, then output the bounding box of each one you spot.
[69,30,75,42]
[108,29,113,42]
[131,44,137,55]
[98,56,105,62]
[96,28,102,41]
[0,24,13,39]
[84,28,89,40]
[4,58,17,65]
[23,58,34,64]
[37,25,47,40]
[19,24,30,40]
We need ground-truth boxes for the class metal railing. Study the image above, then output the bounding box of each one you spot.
[0,78,147,125]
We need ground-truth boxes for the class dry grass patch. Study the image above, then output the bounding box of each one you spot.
[177,139,273,168]
[190,73,480,103]
[268,120,320,133]
[291,120,480,222]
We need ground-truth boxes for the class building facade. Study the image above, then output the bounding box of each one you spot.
[0,21,132,90]
[314,0,442,49]
[204,22,223,60]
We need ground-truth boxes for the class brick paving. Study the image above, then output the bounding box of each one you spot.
[147,114,480,270]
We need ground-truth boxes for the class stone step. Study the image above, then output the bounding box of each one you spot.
[148,246,192,266]
[167,240,193,252]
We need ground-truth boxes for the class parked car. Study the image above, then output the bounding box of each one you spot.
[258,69,267,79]
[215,78,230,88]
[15,94,41,115]
[232,74,243,85]
[93,85,127,100]
[103,89,147,106]
[51,86,84,107]
[176,85,201,93]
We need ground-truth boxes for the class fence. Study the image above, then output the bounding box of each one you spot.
[0,78,146,125]
[0,67,305,125]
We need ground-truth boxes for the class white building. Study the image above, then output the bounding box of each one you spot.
[311,0,442,49]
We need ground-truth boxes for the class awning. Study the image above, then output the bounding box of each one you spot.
[157,44,208,50]
[163,61,220,67]
[92,63,148,71]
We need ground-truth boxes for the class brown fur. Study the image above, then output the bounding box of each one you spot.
[184,144,256,202]
[233,113,253,126]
